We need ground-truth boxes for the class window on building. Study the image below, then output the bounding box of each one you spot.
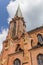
[15,44,20,51]
[37,34,43,45]
[37,54,43,65]
[13,59,21,65]
[12,22,16,36]
[31,39,33,46]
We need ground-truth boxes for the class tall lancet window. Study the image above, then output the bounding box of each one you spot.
[13,59,21,65]
[37,34,43,45]
[12,22,16,36]
[37,54,43,65]
[9,21,16,38]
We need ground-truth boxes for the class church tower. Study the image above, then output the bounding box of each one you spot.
[0,2,43,65]
[8,6,26,39]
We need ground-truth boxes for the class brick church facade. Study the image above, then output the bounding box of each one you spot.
[0,6,43,65]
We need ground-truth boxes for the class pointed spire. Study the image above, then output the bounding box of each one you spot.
[15,5,23,17]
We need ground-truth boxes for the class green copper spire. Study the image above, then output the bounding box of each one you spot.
[15,5,23,17]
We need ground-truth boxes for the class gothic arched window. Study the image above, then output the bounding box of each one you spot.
[37,34,43,45]
[37,54,43,65]
[12,22,16,36]
[13,59,21,65]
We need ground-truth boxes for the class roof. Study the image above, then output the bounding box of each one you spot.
[28,26,43,34]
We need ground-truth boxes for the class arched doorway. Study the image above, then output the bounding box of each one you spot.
[13,58,21,65]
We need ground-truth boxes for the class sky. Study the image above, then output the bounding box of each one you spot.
[0,0,43,53]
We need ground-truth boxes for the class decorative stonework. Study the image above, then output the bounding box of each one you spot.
[0,59,6,65]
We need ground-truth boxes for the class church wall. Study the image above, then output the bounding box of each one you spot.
[8,52,23,65]
[28,27,43,48]
[23,51,31,65]
[30,46,43,65]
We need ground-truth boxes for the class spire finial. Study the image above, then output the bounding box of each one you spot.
[15,4,23,17]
